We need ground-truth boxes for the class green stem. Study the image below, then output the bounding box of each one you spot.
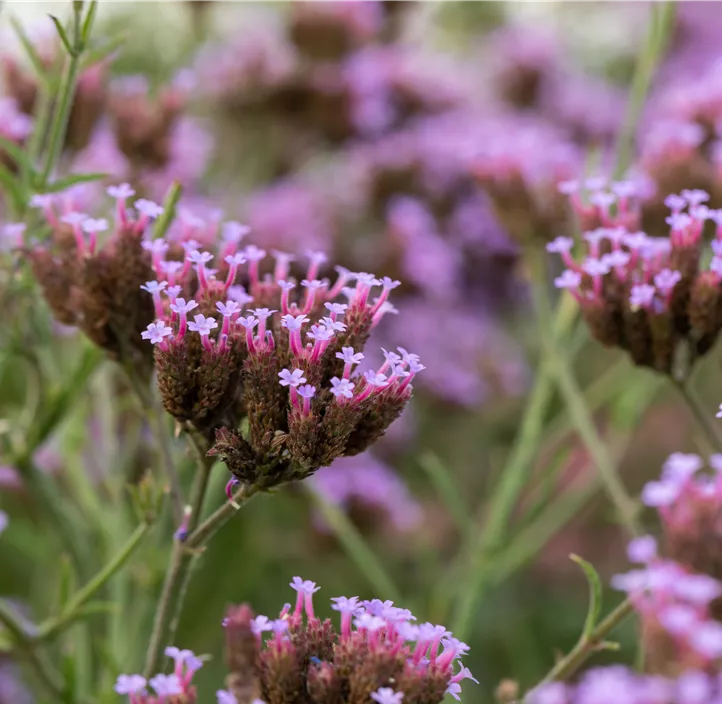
[450,294,577,636]
[674,380,722,454]
[613,1,676,177]
[40,4,84,185]
[38,522,151,641]
[0,601,64,697]
[143,480,256,678]
[537,597,634,686]
[533,278,641,538]
[305,486,402,602]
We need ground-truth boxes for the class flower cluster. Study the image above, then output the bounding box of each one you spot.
[222,577,477,704]
[528,666,722,704]
[550,186,722,376]
[135,205,420,489]
[642,452,722,593]
[115,647,203,703]
[613,543,722,674]
[26,185,163,370]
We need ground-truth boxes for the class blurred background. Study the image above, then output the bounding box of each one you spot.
[3,1,722,701]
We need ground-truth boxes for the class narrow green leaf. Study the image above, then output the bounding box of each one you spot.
[0,162,26,215]
[81,33,127,70]
[70,602,119,619]
[153,181,182,240]
[49,15,74,56]
[60,652,77,704]
[57,555,77,611]
[81,0,98,45]
[570,554,603,639]
[418,451,471,535]
[10,17,49,82]
[43,172,107,193]
[0,134,35,178]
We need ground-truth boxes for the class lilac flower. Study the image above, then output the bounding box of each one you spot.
[81,218,108,233]
[554,270,581,289]
[281,314,309,331]
[135,199,164,219]
[114,674,147,694]
[364,371,389,387]
[217,301,242,317]
[187,249,214,265]
[371,688,404,704]
[140,280,167,295]
[149,673,182,696]
[170,298,198,315]
[629,284,656,309]
[187,314,218,337]
[297,385,316,414]
[330,377,355,400]
[222,221,251,244]
[142,321,173,345]
[665,193,687,212]
[627,535,657,564]
[336,347,364,365]
[654,268,682,294]
[228,286,254,307]
[243,244,267,261]
[217,692,238,704]
[681,188,710,206]
[279,369,307,387]
[251,615,272,635]
[582,258,611,277]
[107,183,135,200]
[546,236,574,253]
[0,511,7,536]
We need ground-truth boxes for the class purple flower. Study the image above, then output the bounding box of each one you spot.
[526,682,567,704]
[0,511,7,536]
[149,673,182,696]
[290,577,319,595]
[281,314,309,331]
[681,188,710,206]
[331,596,361,614]
[250,308,277,320]
[307,324,334,342]
[114,673,147,695]
[546,236,574,254]
[142,321,173,345]
[582,258,611,277]
[243,244,267,262]
[370,688,404,704]
[325,302,348,315]
[665,193,687,212]
[187,249,214,265]
[187,314,218,337]
[641,479,680,507]
[554,270,581,290]
[279,369,307,387]
[107,183,135,200]
[135,199,164,219]
[222,221,251,243]
[626,535,657,564]
[217,301,242,317]
[654,268,682,293]
[363,371,389,387]
[140,280,168,295]
[251,615,272,634]
[629,284,656,309]
[225,252,247,266]
[81,218,108,233]
[336,347,364,365]
[217,692,238,704]
[297,385,316,399]
[170,298,198,315]
[330,377,355,399]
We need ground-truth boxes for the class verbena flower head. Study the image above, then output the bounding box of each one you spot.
[115,203,421,492]
[115,646,201,702]
[549,187,722,376]
[223,578,477,704]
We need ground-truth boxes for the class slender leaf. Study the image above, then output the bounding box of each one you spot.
[418,451,471,535]
[81,33,127,70]
[81,0,98,45]
[0,162,26,215]
[49,15,74,56]
[0,134,35,181]
[153,181,182,240]
[57,555,77,612]
[570,554,603,639]
[10,17,48,82]
[43,172,107,193]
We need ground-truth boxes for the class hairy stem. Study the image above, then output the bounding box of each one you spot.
[143,476,256,678]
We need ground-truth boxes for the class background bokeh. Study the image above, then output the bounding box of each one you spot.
[4,1,722,701]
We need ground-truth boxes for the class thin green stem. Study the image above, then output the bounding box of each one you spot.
[674,380,722,454]
[143,481,256,678]
[0,601,64,697]
[613,1,676,177]
[449,293,577,636]
[305,486,402,602]
[41,10,82,185]
[537,597,635,686]
[186,432,215,532]
[38,522,151,641]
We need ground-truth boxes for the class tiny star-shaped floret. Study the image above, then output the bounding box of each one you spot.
[142,322,173,344]
[279,369,307,387]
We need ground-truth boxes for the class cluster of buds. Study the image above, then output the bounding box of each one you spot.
[642,452,722,602]
[26,184,164,370]
[137,208,420,489]
[115,647,203,703]
[529,666,722,704]
[222,577,477,704]
[613,538,722,675]
[549,186,722,376]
